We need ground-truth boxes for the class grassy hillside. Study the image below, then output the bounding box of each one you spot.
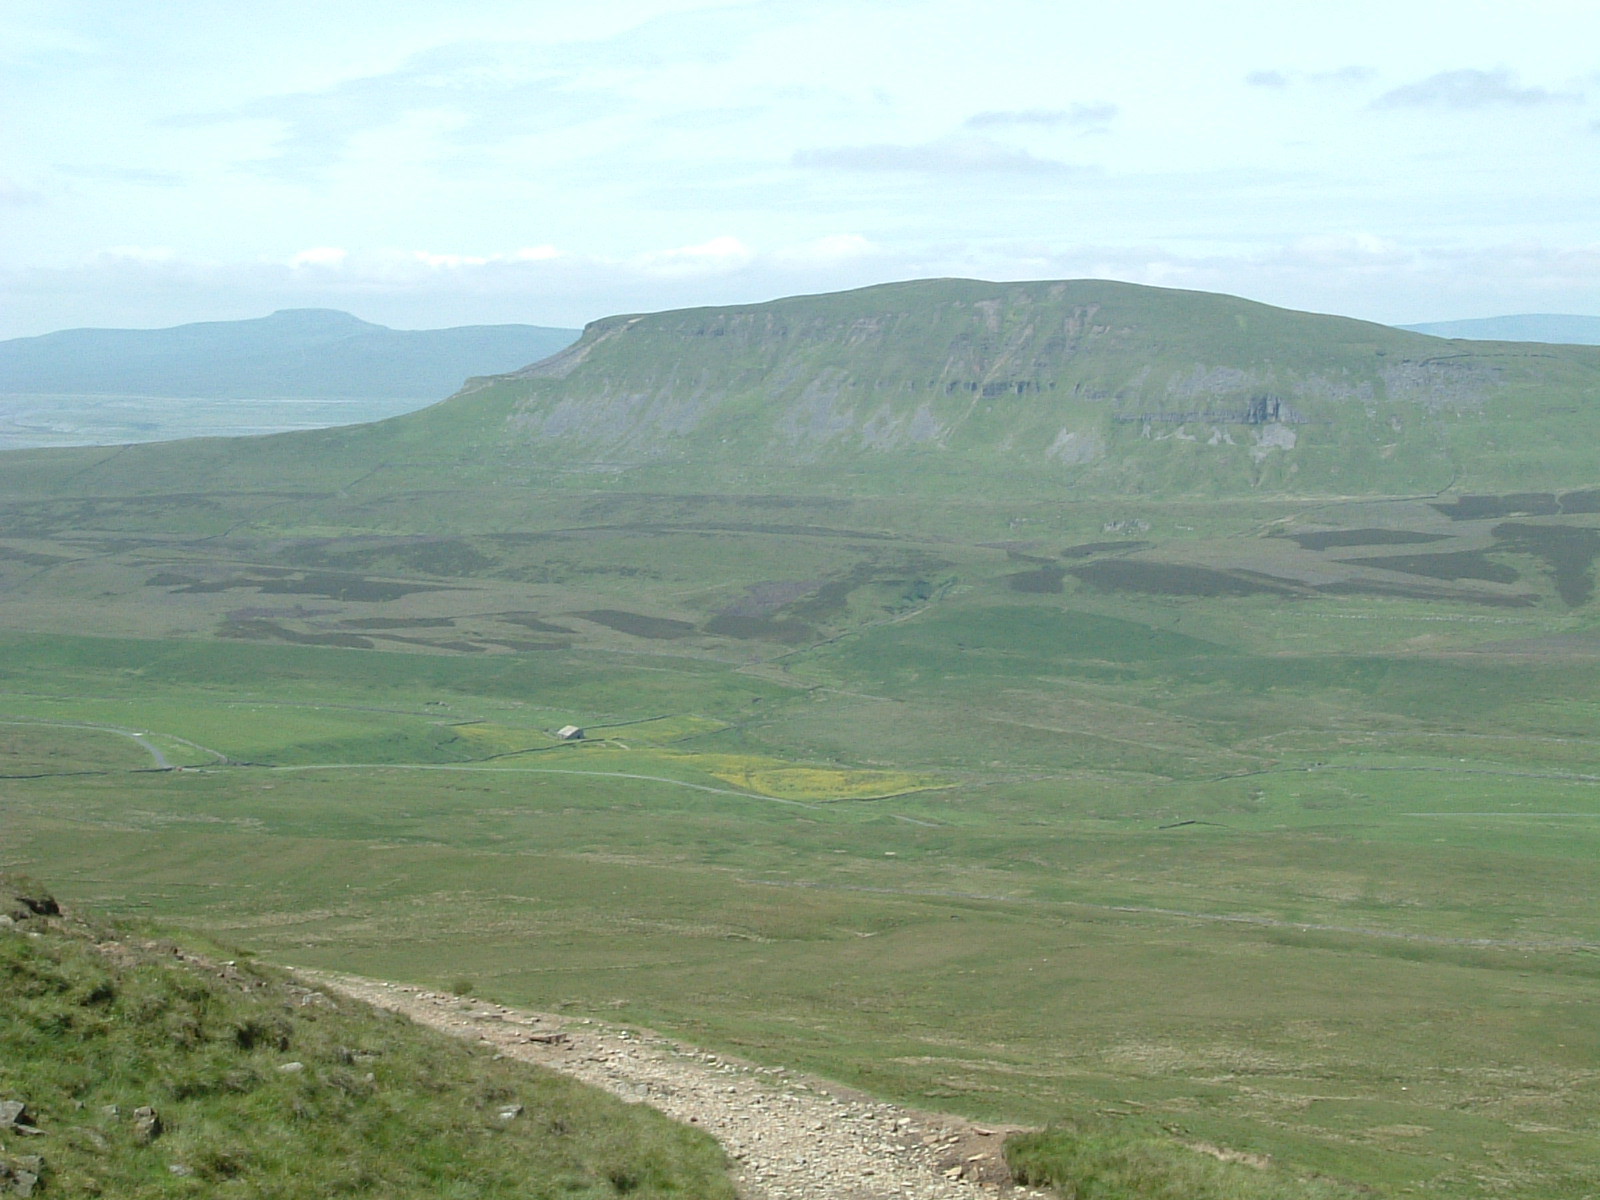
[0,874,733,1199]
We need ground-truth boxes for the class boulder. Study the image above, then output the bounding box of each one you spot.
[0,1103,39,1136]
[132,1106,162,1144]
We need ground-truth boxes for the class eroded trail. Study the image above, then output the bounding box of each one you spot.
[307,972,1051,1200]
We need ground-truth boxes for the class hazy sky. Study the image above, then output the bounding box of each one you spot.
[4,0,1597,336]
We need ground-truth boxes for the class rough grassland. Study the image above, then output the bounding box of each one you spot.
[0,875,734,1199]
[4,486,1600,1197]
[1007,1119,1367,1200]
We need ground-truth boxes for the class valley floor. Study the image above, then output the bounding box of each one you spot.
[5,483,1600,1197]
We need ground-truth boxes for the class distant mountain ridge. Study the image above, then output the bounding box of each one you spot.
[9,279,1600,499]
[1399,314,1600,344]
[0,309,580,400]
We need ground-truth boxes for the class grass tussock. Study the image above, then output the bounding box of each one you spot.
[0,875,733,1199]
[1006,1119,1369,1200]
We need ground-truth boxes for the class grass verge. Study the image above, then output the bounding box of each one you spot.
[1005,1118,1369,1200]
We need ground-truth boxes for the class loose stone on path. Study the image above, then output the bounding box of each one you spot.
[306,971,1051,1200]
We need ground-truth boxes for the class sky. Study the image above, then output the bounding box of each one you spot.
[3,0,1598,338]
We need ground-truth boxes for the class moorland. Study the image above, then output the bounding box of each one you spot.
[3,278,1600,1197]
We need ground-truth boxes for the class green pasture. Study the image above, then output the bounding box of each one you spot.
[0,721,159,775]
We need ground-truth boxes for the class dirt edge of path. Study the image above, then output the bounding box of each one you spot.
[301,970,1055,1200]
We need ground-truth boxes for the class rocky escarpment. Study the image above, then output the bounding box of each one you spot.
[455,277,1600,494]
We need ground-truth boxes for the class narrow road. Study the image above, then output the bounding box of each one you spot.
[306,972,1051,1200]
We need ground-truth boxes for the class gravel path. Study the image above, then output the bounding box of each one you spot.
[307,972,1053,1200]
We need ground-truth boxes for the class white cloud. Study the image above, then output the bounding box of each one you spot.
[0,6,98,66]
[289,246,349,267]
[1307,66,1377,85]
[1245,70,1289,89]
[967,108,1072,126]
[1247,66,1375,89]
[98,245,176,262]
[771,234,875,268]
[636,235,755,275]
[55,163,183,186]
[1373,68,1581,110]
[413,250,494,269]
[1453,240,1600,288]
[965,104,1118,130]
[161,41,620,181]
[409,245,560,268]
[156,6,799,182]
[0,177,45,205]
[1278,233,1411,269]
[793,136,1087,176]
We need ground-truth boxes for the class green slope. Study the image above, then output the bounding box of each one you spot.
[5,278,1599,502]
[0,875,733,1199]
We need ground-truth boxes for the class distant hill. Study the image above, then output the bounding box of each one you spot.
[1399,314,1600,344]
[0,309,580,400]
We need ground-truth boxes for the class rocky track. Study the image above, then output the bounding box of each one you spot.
[308,972,1052,1200]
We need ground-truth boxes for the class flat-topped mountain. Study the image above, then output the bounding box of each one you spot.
[8,278,1600,498]
[0,309,579,400]
[385,277,1600,496]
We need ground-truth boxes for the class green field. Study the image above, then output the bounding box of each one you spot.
[4,281,1600,1197]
